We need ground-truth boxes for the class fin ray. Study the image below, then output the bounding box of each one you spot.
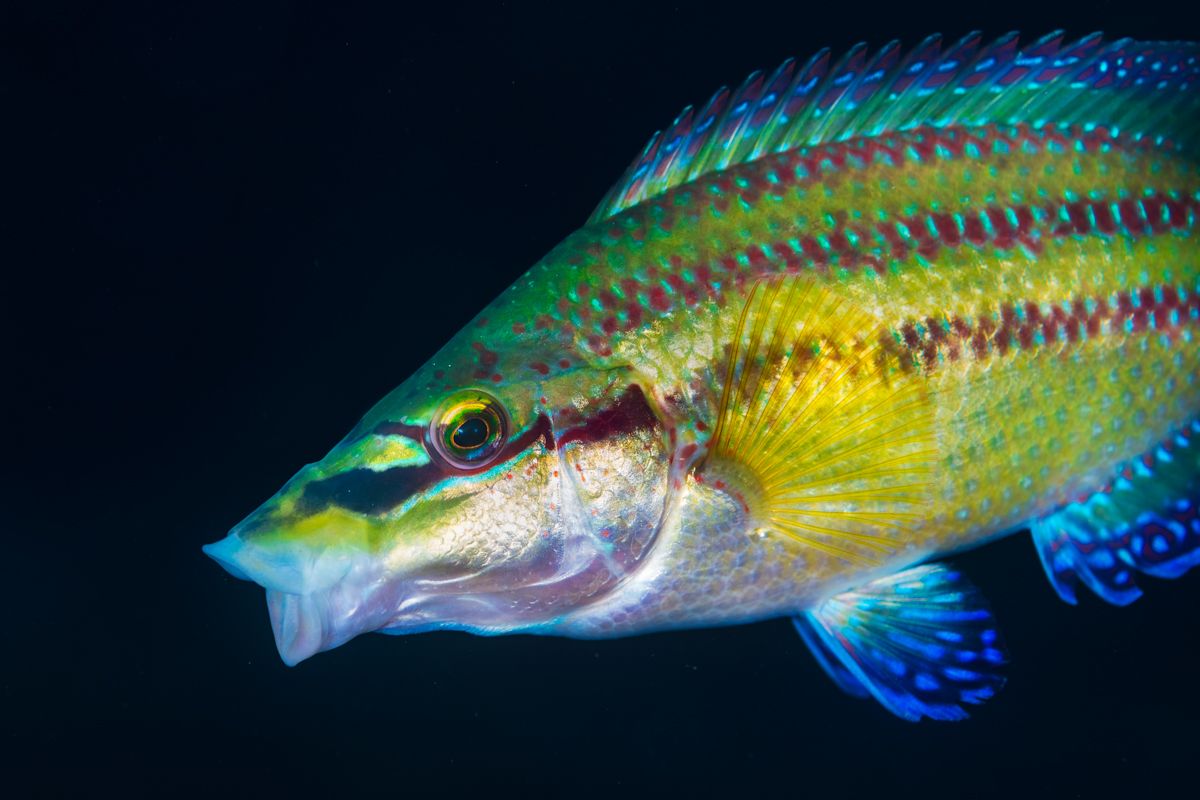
[1032,420,1200,605]
[796,564,1007,721]
[704,277,937,565]
[591,32,1200,221]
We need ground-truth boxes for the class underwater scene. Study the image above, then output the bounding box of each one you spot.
[11,2,1200,796]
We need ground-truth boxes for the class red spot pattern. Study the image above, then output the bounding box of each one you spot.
[575,188,1195,343]
[471,341,500,380]
[492,124,1196,376]
[896,285,1200,370]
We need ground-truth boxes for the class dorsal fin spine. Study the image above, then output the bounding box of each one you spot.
[590,32,1200,223]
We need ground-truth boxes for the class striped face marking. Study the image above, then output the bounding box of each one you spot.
[295,385,663,518]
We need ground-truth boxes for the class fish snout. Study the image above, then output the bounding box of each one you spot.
[202,508,359,596]
[202,530,328,596]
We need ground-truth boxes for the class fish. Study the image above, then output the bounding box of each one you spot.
[204,30,1200,721]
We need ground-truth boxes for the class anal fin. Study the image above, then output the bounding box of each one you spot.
[1032,420,1200,606]
[795,563,1007,722]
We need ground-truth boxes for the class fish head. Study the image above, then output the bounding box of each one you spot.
[204,328,672,664]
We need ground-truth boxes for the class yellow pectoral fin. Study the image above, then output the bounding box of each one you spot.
[705,277,939,565]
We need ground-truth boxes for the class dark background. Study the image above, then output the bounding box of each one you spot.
[7,1,1200,795]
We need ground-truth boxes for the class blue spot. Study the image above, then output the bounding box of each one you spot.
[962,686,995,702]
[915,673,940,691]
[944,667,981,682]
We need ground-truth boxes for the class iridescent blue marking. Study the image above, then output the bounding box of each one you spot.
[1031,421,1200,605]
[794,564,1007,722]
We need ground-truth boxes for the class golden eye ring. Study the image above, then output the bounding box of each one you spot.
[429,390,509,470]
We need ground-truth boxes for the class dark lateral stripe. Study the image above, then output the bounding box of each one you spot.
[891,285,1200,370]
[304,415,554,515]
[305,387,660,517]
[372,420,425,439]
[299,461,445,516]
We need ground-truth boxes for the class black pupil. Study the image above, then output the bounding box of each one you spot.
[451,416,491,450]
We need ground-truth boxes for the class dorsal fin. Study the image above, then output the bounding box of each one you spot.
[590,31,1200,222]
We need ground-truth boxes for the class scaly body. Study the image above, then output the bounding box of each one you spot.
[207,32,1200,721]
[420,122,1200,634]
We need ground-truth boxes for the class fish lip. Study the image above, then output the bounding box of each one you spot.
[266,589,327,666]
[204,535,327,665]
[202,535,252,581]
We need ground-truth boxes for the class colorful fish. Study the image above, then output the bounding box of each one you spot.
[205,31,1200,721]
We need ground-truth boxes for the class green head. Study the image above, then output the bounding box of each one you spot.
[204,310,671,664]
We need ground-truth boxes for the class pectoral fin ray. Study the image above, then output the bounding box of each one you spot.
[704,277,938,565]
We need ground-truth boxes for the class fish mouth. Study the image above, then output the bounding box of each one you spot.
[203,530,371,665]
[266,589,328,666]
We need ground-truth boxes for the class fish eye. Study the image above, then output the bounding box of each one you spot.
[430,390,508,470]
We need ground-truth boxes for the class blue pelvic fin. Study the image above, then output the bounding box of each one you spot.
[1031,420,1200,606]
[794,563,1007,722]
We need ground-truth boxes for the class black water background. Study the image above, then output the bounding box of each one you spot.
[7,2,1200,795]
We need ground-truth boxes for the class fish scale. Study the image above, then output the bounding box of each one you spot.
[206,32,1200,721]
[507,123,1198,355]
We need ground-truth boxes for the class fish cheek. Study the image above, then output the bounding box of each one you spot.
[383,445,564,582]
[558,409,671,570]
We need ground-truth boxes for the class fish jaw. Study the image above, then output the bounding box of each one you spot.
[265,590,324,665]
[204,527,392,664]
